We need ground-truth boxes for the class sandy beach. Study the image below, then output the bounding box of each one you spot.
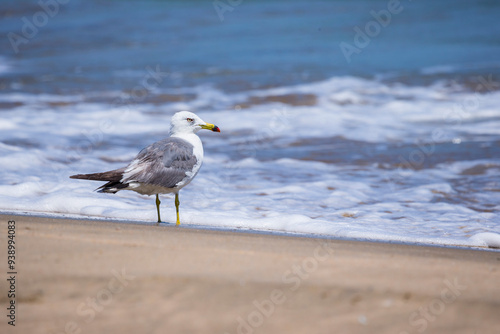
[2,2,500,334]
[0,214,499,334]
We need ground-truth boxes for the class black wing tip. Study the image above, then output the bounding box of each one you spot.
[96,181,129,194]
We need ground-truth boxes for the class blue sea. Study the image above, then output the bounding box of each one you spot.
[1,0,500,248]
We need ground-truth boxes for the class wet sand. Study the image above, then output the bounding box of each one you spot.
[0,214,499,334]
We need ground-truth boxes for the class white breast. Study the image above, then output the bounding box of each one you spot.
[171,133,204,189]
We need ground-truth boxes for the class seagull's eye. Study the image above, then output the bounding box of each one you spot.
[186,118,194,122]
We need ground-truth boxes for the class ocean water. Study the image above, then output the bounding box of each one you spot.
[1,0,500,248]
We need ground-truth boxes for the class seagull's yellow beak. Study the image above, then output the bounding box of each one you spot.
[201,123,221,132]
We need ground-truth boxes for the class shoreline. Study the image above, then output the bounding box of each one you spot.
[0,213,499,333]
[0,211,498,252]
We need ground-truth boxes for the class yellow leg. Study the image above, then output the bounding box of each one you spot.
[175,192,180,226]
[155,194,161,224]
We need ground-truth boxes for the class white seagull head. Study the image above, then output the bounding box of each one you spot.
[169,111,220,135]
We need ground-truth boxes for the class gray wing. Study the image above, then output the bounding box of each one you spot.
[122,137,197,189]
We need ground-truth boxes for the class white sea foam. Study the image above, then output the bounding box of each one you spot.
[0,76,499,249]
[0,56,12,75]
[470,233,500,248]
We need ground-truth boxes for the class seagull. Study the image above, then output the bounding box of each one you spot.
[70,111,220,225]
